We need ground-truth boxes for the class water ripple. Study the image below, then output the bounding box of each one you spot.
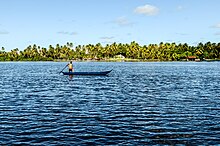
[0,62,220,145]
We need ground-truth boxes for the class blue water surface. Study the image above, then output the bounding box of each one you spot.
[0,61,220,145]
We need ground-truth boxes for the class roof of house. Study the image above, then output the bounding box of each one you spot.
[187,56,196,59]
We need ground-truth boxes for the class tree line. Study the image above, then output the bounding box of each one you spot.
[0,41,220,61]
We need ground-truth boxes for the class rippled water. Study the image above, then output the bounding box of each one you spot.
[0,61,220,145]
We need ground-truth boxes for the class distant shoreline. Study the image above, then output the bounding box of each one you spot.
[39,58,220,62]
[1,58,220,62]
[1,41,220,62]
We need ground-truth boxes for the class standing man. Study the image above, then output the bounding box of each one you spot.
[67,61,73,72]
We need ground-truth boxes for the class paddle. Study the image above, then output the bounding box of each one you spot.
[59,64,68,73]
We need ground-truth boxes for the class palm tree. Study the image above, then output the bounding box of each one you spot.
[1,47,5,52]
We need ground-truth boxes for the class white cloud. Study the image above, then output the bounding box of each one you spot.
[114,17,133,27]
[177,5,184,11]
[214,32,220,35]
[57,31,77,35]
[176,33,188,36]
[134,4,159,16]
[166,39,174,42]
[100,36,114,40]
[100,36,115,44]
[212,23,220,28]
[0,30,9,34]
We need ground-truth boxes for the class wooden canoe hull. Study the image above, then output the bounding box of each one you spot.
[62,70,112,76]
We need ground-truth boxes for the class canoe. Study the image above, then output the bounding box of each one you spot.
[62,70,112,76]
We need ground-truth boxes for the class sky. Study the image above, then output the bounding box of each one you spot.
[0,0,220,51]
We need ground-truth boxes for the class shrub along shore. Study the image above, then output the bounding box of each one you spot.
[0,41,220,61]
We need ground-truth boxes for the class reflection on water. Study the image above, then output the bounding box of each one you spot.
[0,61,220,145]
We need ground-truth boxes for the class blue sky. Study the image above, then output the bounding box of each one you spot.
[0,0,220,51]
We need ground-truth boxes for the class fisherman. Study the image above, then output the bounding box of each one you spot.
[67,61,73,72]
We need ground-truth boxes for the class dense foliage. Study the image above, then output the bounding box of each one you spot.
[0,41,220,61]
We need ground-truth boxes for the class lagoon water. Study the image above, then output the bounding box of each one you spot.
[0,61,220,145]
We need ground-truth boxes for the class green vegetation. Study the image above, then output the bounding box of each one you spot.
[0,41,220,61]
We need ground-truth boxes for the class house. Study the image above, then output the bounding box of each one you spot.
[187,56,196,61]
[114,54,125,59]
